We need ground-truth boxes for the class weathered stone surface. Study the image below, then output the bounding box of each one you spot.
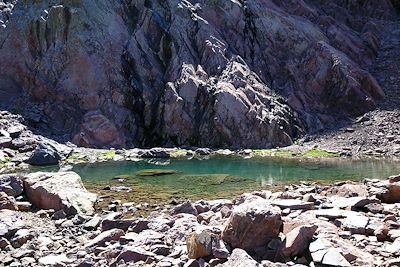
[23,172,97,215]
[0,192,18,211]
[110,247,156,266]
[272,199,314,210]
[38,254,70,266]
[222,200,282,251]
[173,201,198,216]
[322,248,351,267]
[26,143,62,166]
[0,175,23,197]
[85,229,125,248]
[0,0,395,148]
[342,214,369,234]
[101,219,135,232]
[279,225,318,258]
[219,248,259,267]
[83,216,102,230]
[187,230,218,259]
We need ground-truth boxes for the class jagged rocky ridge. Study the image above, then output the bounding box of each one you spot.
[0,0,398,148]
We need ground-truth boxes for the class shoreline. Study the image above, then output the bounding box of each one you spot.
[1,172,400,266]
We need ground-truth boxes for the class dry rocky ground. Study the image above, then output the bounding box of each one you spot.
[1,171,400,267]
[297,18,400,158]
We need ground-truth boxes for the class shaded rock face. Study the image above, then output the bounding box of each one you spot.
[0,0,397,148]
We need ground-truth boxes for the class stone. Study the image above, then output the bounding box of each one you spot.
[84,216,102,230]
[0,237,10,249]
[26,143,62,166]
[0,192,18,210]
[0,175,23,197]
[271,199,314,210]
[38,254,70,265]
[23,172,97,215]
[0,210,25,238]
[187,230,218,259]
[85,229,125,248]
[386,238,400,255]
[10,229,35,248]
[197,211,215,223]
[101,219,135,232]
[279,225,318,258]
[219,248,259,267]
[322,248,351,267]
[151,244,170,256]
[173,201,198,216]
[364,203,384,214]
[342,214,369,234]
[385,258,400,267]
[377,182,400,203]
[52,210,67,220]
[184,259,200,267]
[110,247,156,266]
[16,202,31,212]
[222,199,282,251]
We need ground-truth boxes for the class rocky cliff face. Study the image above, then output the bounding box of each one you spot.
[0,0,397,148]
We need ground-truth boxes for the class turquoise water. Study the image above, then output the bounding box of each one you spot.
[63,157,400,203]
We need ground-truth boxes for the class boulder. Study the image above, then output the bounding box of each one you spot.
[218,248,259,267]
[0,192,18,211]
[342,214,369,234]
[279,225,318,258]
[83,216,102,230]
[0,210,25,239]
[173,201,198,216]
[110,247,156,266]
[10,229,35,248]
[23,172,97,215]
[187,230,219,259]
[101,219,135,232]
[322,248,351,267]
[0,175,23,197]
[38,254,71,266]
[26,143,62,166]
[222,199,282,251]
[85,229,125,248]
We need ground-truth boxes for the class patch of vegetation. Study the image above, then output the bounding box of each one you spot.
[170,149,188,158]
[0,157,11,168]
[253,148,339,159]
[66,152,90,164]
[253,149,298,158]
[136,169,178,177]
[100,151,116,160]
[302,149,339,158]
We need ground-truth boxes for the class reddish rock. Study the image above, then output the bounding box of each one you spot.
[0,192,18,211]
[222,199,282,251]
[279,225,318,258]
[187,230,218,259]
[23,172,97,215]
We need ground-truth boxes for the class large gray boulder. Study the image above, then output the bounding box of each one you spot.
[23,172,97,215]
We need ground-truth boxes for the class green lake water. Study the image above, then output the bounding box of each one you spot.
[58,157,400,205]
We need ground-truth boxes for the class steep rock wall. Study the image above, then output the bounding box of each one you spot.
[0,0,397,148]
